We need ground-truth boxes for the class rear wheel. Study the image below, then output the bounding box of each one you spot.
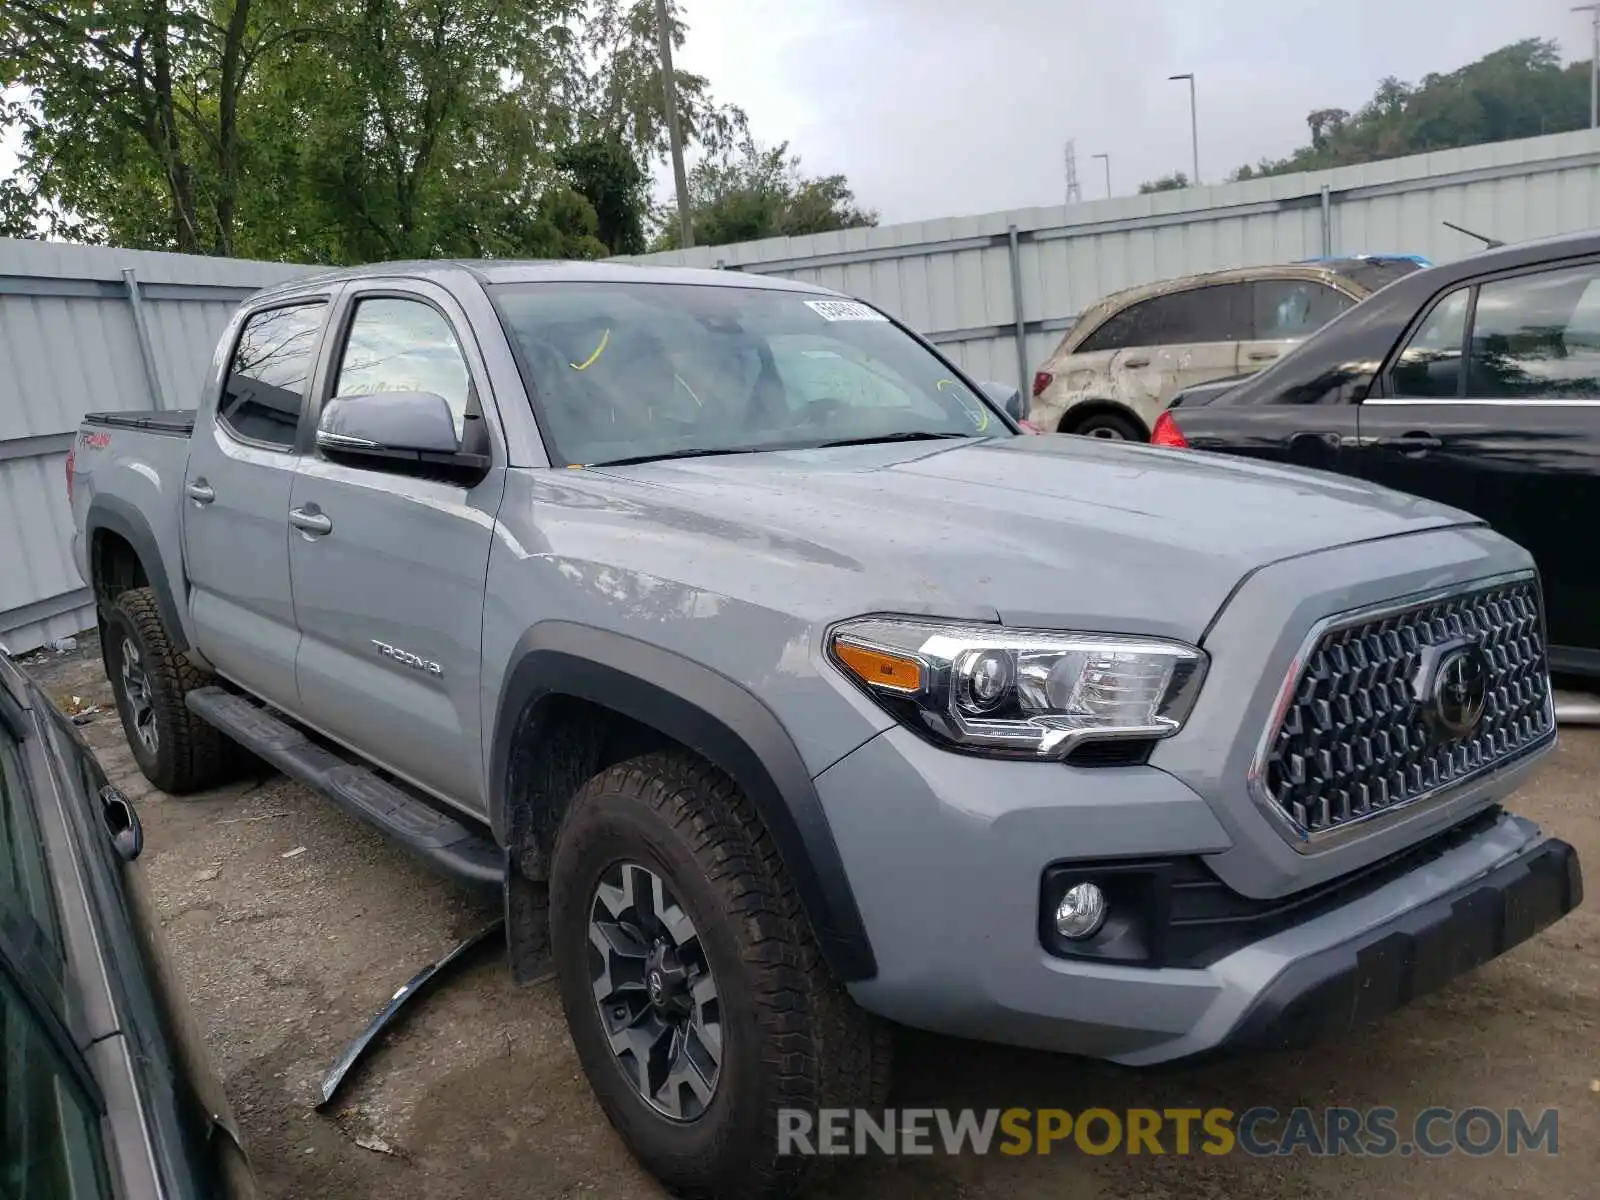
[103,587,232,794]
[1065,410,1146,442]
[550,751,891,1198]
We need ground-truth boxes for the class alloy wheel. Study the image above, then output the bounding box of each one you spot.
[119,637,159,755]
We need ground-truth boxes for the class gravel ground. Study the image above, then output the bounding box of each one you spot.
[22,635,1599,1199]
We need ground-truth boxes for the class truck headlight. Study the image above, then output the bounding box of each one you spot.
[828,618,1206,759]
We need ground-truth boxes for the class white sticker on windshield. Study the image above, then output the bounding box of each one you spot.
[804,299,888,322]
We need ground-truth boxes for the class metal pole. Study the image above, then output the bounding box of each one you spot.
[1006,224,1029,392]
[1187,76,1200,185]
[654,0,694,248]
[1320,184,1332,257]
[1575,7,1598,129]
[121,268,166,410]
[1093,153,1110,198]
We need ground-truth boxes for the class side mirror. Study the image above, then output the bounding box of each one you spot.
[316,392,490,482]
[980,380,1027,422]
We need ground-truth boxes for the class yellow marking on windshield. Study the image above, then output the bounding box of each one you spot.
[675,373,703,407]
[938,378,989,431]
[570,328,610,371]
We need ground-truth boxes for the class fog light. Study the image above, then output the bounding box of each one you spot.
[1054,882,1107,940]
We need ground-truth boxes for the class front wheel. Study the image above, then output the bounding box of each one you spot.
[550,752,891,1198]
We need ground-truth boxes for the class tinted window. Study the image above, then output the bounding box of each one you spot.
[0,974,111,1199]
[1329,259,1424,294]
[1252,280,1354,339]
[334,298,473,439]
[1077,284,1247,352]
[0,731,59,950]
[218,304,324,448]
[490,283,1002,465]
[1467,263,1600,399]
[1390,288,1469,399]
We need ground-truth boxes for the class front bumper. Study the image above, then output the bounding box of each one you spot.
[815,726,1581,1064]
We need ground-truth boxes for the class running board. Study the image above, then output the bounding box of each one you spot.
[186,687,501,894]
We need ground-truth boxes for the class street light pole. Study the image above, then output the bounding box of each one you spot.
[1169,73,1199,185]
[1092,153,1111,198]
[1578,6,1600,129]
[655,0,694,248]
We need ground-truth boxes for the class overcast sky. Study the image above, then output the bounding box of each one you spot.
[674,0,1588,222]
[0,1,1589,232]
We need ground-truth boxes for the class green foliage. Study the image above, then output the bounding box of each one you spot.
[1138,171,1190,194]
[0,0,854,263]
[1235,39,1589,180]
[653,134,878,250]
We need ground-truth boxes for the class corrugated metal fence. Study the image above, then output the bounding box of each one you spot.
[628,129,1600,395]
[0,241,310,653]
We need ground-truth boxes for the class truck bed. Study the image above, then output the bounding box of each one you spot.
[83,409,197,437]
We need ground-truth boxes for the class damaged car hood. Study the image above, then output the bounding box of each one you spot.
[585,434,1483,643]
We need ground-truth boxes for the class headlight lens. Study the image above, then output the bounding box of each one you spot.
[828,618,1206,759]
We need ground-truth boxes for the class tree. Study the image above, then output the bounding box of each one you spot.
[653,134,877,250]
[1138,171,1190,194]
[1239,39,1589,179]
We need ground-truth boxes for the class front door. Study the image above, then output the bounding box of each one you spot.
[287,285,505,811]
[182,300,330,707]
[1358,260,1600,668]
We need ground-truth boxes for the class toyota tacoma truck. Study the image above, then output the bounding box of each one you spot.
[67,260,1582,1198]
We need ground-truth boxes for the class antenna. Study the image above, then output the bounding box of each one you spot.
[1063,139,1082,206]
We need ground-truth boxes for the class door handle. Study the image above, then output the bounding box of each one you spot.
[1377,431,1442,457]
[185,480,215,505]
[1247,350,1280,362]
[289,506,333,536]
[100,785,143,862]
[1124,356,1151,368]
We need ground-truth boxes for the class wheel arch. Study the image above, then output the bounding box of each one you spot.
[491,621,877,982]
[85,496,188,651]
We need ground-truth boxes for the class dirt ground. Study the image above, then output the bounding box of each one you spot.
[22,634,1599,1199]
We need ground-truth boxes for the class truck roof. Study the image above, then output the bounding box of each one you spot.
[251,258,837,304]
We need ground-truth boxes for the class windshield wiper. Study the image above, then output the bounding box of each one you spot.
[814,431,981,449]
[586,445,773,468]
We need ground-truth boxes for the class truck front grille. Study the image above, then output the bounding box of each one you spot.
[1255,576,1553,844]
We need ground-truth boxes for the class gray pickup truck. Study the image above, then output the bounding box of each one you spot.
[69,260,1581,1197]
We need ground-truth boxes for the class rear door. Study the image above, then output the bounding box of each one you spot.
[287,283,506,811]
[1076,284,1246,426]
[182,299,333,707]
[1238,277,1357,372]
[1358,259,1600,666]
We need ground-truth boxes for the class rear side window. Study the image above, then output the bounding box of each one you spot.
[1076,284,1248,352]
[1252,280,1354,339]
[1390,289,1470,399]
[1,731,59,951]
[218,304,325,449]
[1467,263,1600,399]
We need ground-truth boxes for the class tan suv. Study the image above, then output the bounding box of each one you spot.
[1028,256,1422,440]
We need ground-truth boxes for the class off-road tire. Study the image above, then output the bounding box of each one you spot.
[550,751,892,1199]
[103,587,232,794]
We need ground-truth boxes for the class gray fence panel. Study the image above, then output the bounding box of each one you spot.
[0,240,312,653]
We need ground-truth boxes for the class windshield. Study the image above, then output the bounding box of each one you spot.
[487,281,1008,465]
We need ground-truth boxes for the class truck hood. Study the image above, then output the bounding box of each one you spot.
[588,435,1480,643]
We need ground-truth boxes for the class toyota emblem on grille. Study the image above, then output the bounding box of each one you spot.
[1424,643,1490,739]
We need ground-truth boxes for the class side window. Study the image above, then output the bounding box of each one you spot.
[1252,280,1354,339]
[1,974,112,1199]
[1,728,60,951]
[334,298,473,439]
[1079,285,1248,353]
[218,304,324,449]
[1467,263,1600,399]
[1389,288,1470,399]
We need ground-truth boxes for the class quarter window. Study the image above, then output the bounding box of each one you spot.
[334,298,473,439]
[1389,289,1470,399]
[1466,264,1600,399]
[218,304,325,449]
